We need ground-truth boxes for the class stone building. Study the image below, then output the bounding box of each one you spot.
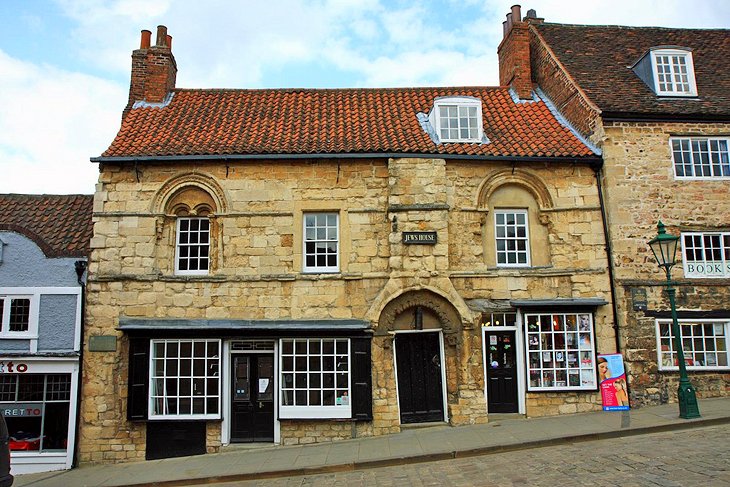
[497,6,730,407]
[81,25,615,463]
[0,194,93,473]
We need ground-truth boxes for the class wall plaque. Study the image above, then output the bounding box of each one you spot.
[89,335,117,352]
[402,232,437,245]
[631,288,647,311]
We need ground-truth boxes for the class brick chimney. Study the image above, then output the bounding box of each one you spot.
[124,25,177,116]
[498,5,533,100]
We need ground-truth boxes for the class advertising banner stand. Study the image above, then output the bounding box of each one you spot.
[597,353,630,411]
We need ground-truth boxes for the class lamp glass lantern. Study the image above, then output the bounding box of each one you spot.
[648,221,679,274]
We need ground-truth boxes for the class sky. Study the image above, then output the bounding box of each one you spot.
[0,0,728,195]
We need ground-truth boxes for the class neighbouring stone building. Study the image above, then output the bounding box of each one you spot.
[0,194,93,473]
[80,25,616,463]
[498,6,730,407]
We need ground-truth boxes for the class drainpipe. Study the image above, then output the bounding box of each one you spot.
[592,164,621,353]
[72,260,87,468]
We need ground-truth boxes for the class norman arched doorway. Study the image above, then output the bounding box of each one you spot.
[377,290,460,424]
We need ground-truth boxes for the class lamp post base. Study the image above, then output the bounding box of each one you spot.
[678,378,701,419]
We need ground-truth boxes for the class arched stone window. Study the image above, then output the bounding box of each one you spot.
[478,170,553,268]
[153,174,227,276]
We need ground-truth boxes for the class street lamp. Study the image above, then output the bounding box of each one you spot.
[647,221,700,419]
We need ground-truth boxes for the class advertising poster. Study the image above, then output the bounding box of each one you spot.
[597,353,630,411]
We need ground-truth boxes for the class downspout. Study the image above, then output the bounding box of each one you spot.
[592,164,621,353]
[72,260,87,468]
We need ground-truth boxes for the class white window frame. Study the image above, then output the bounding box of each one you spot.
[0,293,39,339]
[430,97,483,143]
[681,232,730,278]
[175,217,210,276]
[671,137,730,180]
[494,209,531,267]
[656,319,730,371]
[279,338,351,419]
[651,49,697,97]
[148,339,221,420]
[525,312,597,391]
[302,212,340,273]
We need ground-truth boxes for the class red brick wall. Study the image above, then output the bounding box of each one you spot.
[498,21,533,99]
[528,26,600,138]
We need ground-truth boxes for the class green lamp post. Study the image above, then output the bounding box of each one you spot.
[647,221,700,419]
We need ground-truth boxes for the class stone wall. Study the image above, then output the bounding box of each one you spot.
[600,122,730,406]
[81,155,614,463]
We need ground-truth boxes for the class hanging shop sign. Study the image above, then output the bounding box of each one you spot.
[402,232,437,245]
[597,353,630,411]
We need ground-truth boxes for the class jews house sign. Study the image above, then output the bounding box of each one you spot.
[402,232,437,245]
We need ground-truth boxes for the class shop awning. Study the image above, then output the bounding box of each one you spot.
[118,318,370,332]
[509,298,608,308]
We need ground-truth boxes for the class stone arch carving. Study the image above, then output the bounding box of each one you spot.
[476,168,554,210]
[376,289,462,340]
[152,172,229,215]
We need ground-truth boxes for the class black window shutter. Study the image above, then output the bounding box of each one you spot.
[127,337,150,421]
[350,337,373,421]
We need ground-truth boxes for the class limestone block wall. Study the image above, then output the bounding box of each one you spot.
[82,154,615,463]
[601,121,730,406]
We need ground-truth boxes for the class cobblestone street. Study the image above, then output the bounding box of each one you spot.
[217,424,730,487]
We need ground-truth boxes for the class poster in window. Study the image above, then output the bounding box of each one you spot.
[597,353,630,411]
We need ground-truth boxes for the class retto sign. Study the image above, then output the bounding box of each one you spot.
[0,361,29,373]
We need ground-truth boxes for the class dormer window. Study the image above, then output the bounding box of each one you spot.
[652,49,696,96]
[429,97,484,143]
[633,47,697,97]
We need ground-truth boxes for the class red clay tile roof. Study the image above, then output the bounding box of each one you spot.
[0,194,94,257]
[100,87,596,159]
[534,23,730,118]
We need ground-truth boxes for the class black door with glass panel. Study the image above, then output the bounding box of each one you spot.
[231,354,274,442]
[395,332,444,424]
[485,331,518,413]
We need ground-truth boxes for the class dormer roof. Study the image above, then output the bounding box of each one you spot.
[533,23,730,120]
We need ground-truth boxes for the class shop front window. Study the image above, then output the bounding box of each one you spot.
[0,374,71,452]
[525,313,597,390]
[279,338,351,419]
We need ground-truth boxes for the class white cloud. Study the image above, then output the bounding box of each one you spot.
[0,49,126,194]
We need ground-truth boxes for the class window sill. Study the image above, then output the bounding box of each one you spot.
[0,334,37,340]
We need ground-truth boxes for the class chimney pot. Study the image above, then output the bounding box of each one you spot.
[511,5,522,22]
[140,29,151,49]
[156,25,168,47]
[503,20,508,38]
[166,34,173,50]
[526,9,537,19]
[506,12,513,31]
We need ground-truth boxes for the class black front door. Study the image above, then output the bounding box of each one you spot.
[485,331,518,413]
[231,354,274,442]
[395,332,444,424]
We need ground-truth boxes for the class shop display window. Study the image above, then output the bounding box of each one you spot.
[657,319,729,370]
[0,374,71,452]
[526,313,597,391]
[279,338,351,418]
[149,339,221,419]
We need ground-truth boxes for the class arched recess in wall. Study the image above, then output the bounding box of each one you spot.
[376,289,462,345]
[476,169,554,268]
[151,173,229,275]
[152,173,229,216]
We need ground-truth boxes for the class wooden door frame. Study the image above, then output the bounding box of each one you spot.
[481,323,526,415]
[221,340,280,445]
[392,329,448,424]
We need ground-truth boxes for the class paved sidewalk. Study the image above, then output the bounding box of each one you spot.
[15,397,730,487]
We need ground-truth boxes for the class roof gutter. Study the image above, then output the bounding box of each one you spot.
[91,152,602,165]
[601,111,730,123]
